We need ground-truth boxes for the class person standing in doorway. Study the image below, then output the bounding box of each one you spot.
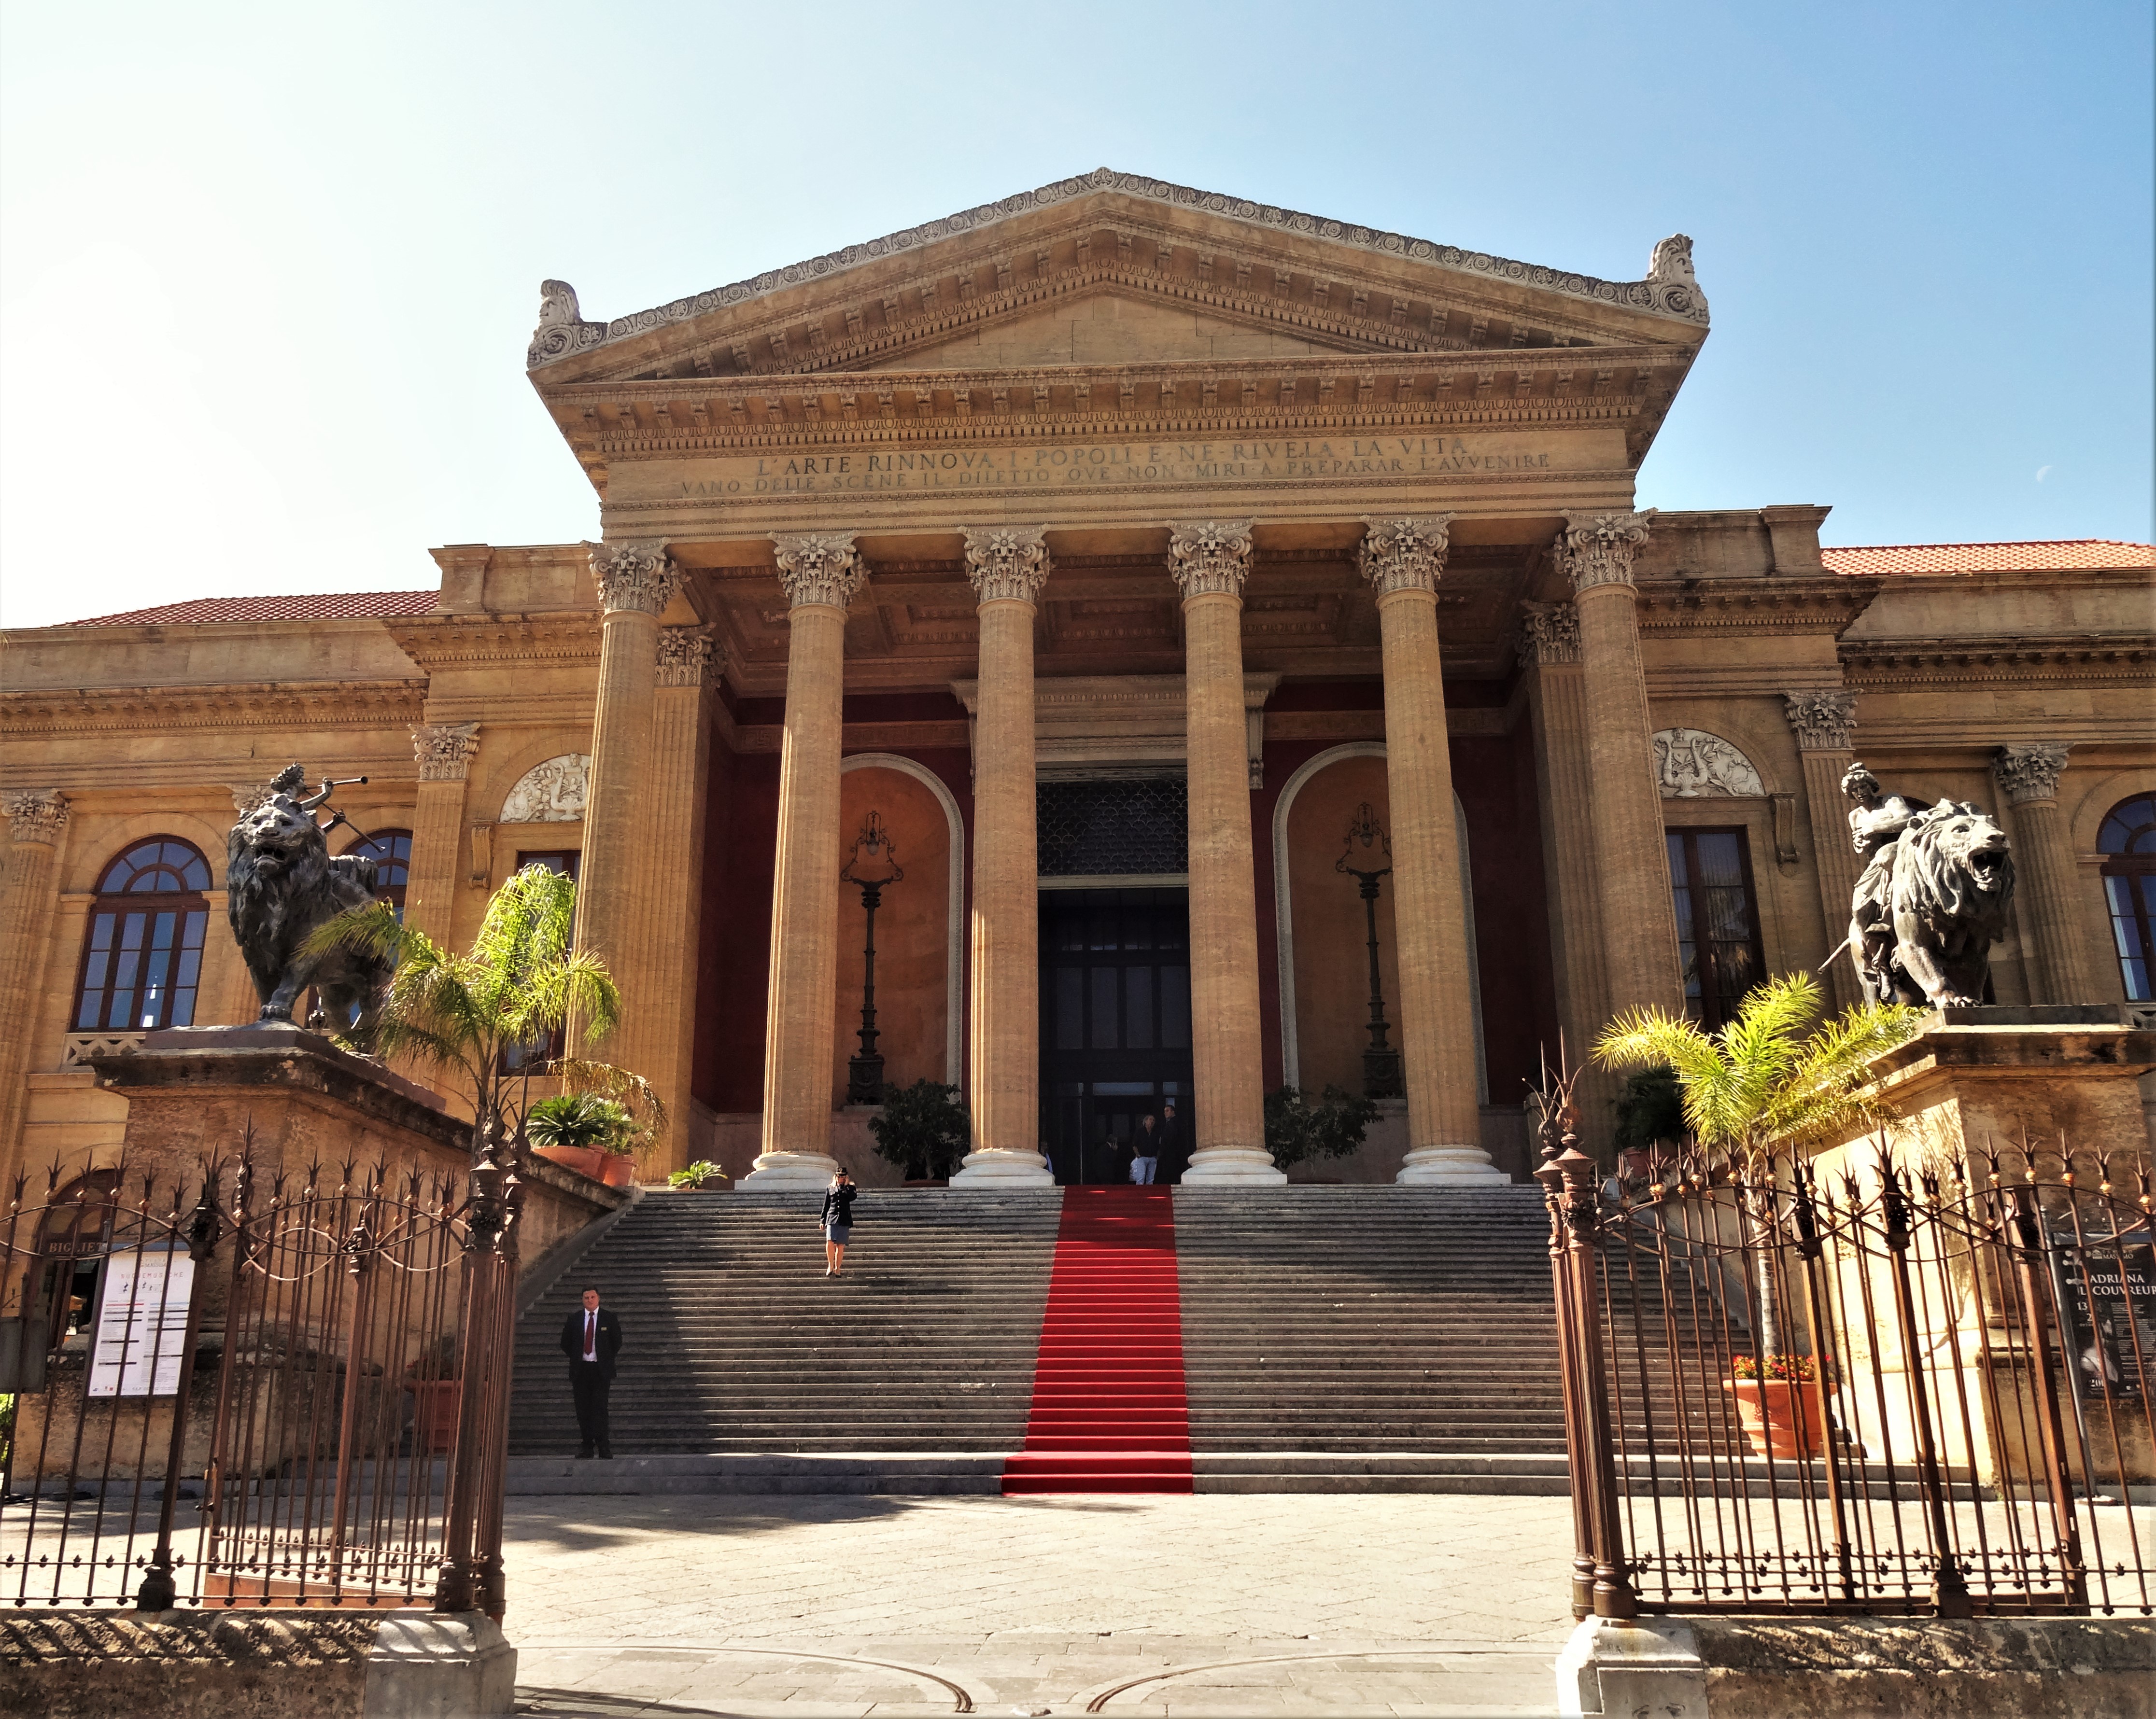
[559,1286,622,1459]
[1156,1101,1188,1184]
[1130,1113,1160,1185]
[821,1170,858,1276]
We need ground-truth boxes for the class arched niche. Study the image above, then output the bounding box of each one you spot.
[1271,743,1485,1103]
[836,754,964,1090]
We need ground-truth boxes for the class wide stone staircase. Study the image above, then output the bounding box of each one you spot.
[507,1182,1570,1494]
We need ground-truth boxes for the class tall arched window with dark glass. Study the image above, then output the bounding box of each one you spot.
[74,839,212,1031]
[2099,794,2156,1002]
[346,830,412,918]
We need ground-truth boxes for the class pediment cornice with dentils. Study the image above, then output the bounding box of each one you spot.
[526,168,1709,388]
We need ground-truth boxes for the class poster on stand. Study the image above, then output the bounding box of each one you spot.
[86,1247,196,1398]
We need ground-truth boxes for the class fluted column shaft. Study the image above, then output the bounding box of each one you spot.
[404,723,479,949]
[1361,519,1502,1183]
[1170,522,1282,1184]
[747,535,868,1185]
[0,792,70,1186]
[1783,692,1865,1010]
[1520,604,1617,1135]
[1561,514,1683,1018]
[1994,744,2099,1003]
[954,528,1055,1186]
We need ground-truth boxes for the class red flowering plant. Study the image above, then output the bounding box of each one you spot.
[1731,1353,1823,1384]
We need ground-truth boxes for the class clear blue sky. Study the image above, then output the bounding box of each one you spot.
[1,1,2148,627]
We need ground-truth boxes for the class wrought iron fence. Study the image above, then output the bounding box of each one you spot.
[0,1144,521,1615]
[1540,1136,2154,1620]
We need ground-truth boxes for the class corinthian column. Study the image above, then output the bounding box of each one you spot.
[1360,518,1502,1183]
[745,533,868,1185]
[576,542,686,1067]
[1992,743,2099,1004]
[0,791,70,1185]
[952,527,1056,1187]
[1782,690,1866,1010]
[1519,601,1616,1135]
[1558,513,1683,1018]
[1169,521,1283,1184]
[403,722,479,948]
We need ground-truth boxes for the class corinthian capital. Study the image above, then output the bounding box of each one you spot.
[1515,601,1580,666]
[1357,515,1454,597]
[1992,741,2070,805]
[655,628,716,688]
[588,540,685,616]
[772,533,868,611]
[2,789,70,846]
[963,526,1052,605]
[412,722,481,783]
[1557,510,1654,594]
[1782,689,1859,752]
[1167,519,1254,600]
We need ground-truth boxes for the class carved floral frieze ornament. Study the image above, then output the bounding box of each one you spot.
[1515,601,1581,667]
[1557,510,1655,594]
[1652,729,1766,798]
[1,788,70,846]
[1991,741,2071,805]
[963,526,1053,605]
[413,722,481,783]
[1167,519,1254,600]
[1356,516,1454,598]
[587,540,685,617]
[501,754,592,823]
[655,628,716,688]
[772,533,869,611]
[1782,689,1859,752]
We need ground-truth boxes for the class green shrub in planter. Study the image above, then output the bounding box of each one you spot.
[1263,1084,1380,1171]
[868,1079,970,1180]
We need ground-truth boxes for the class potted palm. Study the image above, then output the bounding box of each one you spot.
[1592,970,1918,1460]
[306,862,663,1171]
[528,1092,646,1188]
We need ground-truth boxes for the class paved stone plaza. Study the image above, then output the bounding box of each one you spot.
[502,1493,1578,1716]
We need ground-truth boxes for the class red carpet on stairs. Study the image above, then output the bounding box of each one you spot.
[1002,1187,1193,1494]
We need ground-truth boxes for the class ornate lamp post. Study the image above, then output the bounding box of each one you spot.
[843,811,904,1104]
[1337,801,1402,1099]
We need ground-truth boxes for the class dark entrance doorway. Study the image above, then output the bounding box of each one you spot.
[1039,887,1195,1184]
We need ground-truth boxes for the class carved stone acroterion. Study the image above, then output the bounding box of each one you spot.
[963,526,1052,605]
[412,722,480,783]
[1557,511,1654,593]
[773,533,869,610]
[1991,742,2071,805]
[1167,520,1254,599]
[1356,516,1454,597]
[589,540,684,616]
[1783,689,1859,752]
[2,790,70,846]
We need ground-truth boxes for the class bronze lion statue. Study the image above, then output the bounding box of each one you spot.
[228,765,391,1046]
[1875,798,2016,1006]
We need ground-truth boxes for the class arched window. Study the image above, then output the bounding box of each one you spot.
[344,829,412,917]
[73,839,212,1032]
[2100,794,2156,1002]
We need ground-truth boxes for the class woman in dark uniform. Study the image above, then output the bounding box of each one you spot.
[820,1170,858,1276]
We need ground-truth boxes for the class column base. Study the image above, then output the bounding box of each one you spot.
[948,1148,1057,1188]
[738,1150,842,1187]
[1396,1145,1509,1185]
[1180,1146,1288,1185]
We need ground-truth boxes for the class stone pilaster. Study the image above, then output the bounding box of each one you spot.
[632,626,716,1174]
[1519,601,1617,1135]
[0,791,70,1185]
[953,527,1056,1187]
[1168,521,1283,1184]
[1781,690,1866,1010]
[1558,512,1683,1018]
[1360,518,1502,1184]
[403,722,479,948]
[746,533,868,1186]
[576,543,686,1092]
[1992,742,2099,1004]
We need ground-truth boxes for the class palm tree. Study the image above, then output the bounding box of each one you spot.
[1592,970,1920,1358]
[305,863,661,1161]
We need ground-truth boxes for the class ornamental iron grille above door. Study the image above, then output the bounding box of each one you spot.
[1037,777,1188,878]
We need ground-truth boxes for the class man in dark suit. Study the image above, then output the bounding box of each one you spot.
[559,1285,623,1459]
[1157,1101,1190,1184]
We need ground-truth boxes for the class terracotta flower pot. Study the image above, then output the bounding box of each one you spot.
[601,1153,636,1188]
[1725,1378,1826,1459]
[533,1143,610,1182]
[404,1379,462,1454]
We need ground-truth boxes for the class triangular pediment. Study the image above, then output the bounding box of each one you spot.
[527,168,1708,389]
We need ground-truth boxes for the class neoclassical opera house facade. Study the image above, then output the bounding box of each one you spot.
[3,170,2152,1190]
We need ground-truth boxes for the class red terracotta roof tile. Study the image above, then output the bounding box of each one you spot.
[62,590,440,627]
[1818,540,2156,577]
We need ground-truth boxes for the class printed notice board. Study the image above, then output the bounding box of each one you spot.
[86,1248,195,1398]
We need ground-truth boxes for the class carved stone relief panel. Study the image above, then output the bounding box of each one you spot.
[1652,728,1765,798]
[500,755,592,823]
